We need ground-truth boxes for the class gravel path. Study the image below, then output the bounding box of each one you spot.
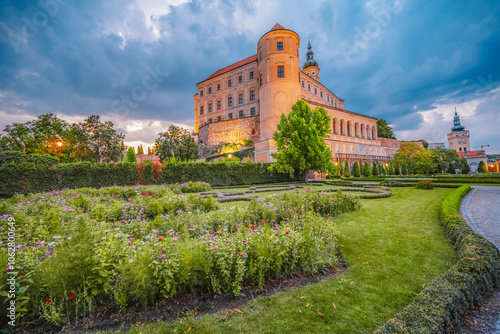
[460,186,500,334]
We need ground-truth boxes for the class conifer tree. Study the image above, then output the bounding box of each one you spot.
[353,161,361,177]
[363,162,372,177]
[478,161,488,173]
[125,147,136,164]
[372,162,379,176]
[401,164,408,175]
[343,161,350,177]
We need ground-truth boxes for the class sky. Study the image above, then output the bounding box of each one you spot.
[1,0,499,152]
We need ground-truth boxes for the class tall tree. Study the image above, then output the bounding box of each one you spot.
[392,142,435,174]
[343,161,350,177]
[269,100,332,179]
[71,115,125,162]
[153,125,198,162]
[363,162,371,177]
[353,161,361,177]
[376,119,396,139]
[478,161,488,173]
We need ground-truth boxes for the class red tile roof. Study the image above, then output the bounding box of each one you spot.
[198,54,258,84]
[271,23,285,31]
[457,150,485,157]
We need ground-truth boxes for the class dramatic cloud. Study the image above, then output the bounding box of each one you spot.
[0,0,499,150]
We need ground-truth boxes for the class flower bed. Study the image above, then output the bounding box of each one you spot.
[0,186,360,329]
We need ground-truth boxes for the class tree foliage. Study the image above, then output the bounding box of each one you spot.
[153,125,198,162]
[353,161,361,177]
[71,115,125,162]
[478,161,488,173]
[125,147,137,164]
[269,100,332,178]
[376,119,396,139]
[363,162,371,177]
[343,161,350,177]
[372,162,379,176]
[392,142,435,174]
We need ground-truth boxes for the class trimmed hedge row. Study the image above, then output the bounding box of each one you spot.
[376,185,500,333]
[0,153,302,196]
[161,162,303,186]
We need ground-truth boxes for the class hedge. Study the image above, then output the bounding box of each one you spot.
[161,162,303,186]
[0,151,58,167]
[376,185,500,333]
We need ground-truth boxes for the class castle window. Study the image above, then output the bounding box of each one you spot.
[217,100,221,110]
[251,107,256,115]
[208,103,212,113]
[459,147,462,152]
[333,119,337,134]
[208,87,212,94]
[239,94,244,104]
[302,81,304,88]
[259,74,262,86]
[464,147,467,152]
[308,84,311,91]
[372,127,376,139]
[320,91,323,98]
[238,75,243,83]
[327,96,330,102]
[200,106,204,115]
[239,110,244,118]
[278,66,284,78]
[228,96,233,107]
[229,113,233,119]
[200,90,203,97]
[250,90,255,101]
[259,51,262,60]
[228,79,232,87]
[217,83,220,91]
[314,88,317,94]
[277,42,283,50]
[347,123,351,136]
[250,71,254,79]
[209,118,212,123]
[217,116,221,122]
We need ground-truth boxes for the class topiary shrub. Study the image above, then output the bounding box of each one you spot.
[343,161,350,177]
[415,180,434,189]
[363,163,371,177]
[353,161,361,177]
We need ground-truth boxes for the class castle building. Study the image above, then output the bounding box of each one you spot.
[447,108,487,173]
[194,24,399,165]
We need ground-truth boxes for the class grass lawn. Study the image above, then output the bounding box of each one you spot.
[106,188,456,334]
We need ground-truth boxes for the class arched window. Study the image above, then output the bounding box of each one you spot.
[347,122,351,136]
[366,126,371,139]
[355,123,358,137]
[372,127,376,139]
[340,120,344,135]
[361,125,365,138]
[332,118,337,134]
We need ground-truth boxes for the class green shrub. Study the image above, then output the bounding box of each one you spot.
[376,185,500,333]
[353,161,361,177]
[372,163,379,176]
[363,163,372,177]
[478,161,488,173]
[415,180,434,189]
[343,162,350,177]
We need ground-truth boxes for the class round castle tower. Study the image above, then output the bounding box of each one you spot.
[256,23,302,145]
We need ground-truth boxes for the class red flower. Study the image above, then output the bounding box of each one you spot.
[69,292,76,300]
[158,236,163,241]
[44,298,52,306]
[285,231,289,234]
[60,295,64,298]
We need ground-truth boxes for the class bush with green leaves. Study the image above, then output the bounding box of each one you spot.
[343,161,350,177]
[353,161,361,177]
[415,180,434,189]
[0,186,360,330]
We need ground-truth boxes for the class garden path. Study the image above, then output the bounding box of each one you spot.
[461,186,500,334]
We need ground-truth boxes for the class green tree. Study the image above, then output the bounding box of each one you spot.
[376,119,396,139]
[388,163,395,175]
[71,115,125,162]
[381,163,387,175]
[372,162,379,176]
[154,125,198,162]
[363,162,371,177]
[147,146,152,155]
[269,100,332,179]
[478,161,488,173]
[392,142,435,175]
[430,147,463,174]
[458,158,470,174]
[415,139,429,149]
[343,161,350,177]
[353,161,361,177]
[125,147,136,164]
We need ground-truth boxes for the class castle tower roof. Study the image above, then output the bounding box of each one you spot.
[451,108,465,132]
[303,40,319,69]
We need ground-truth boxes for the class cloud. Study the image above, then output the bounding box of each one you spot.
[0,0,499,150]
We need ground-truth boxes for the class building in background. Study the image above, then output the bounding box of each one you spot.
[447,109,488,173]
[428,142,445,149]
[193,24,400,166]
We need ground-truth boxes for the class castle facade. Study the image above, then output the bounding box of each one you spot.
[194,24,399,164]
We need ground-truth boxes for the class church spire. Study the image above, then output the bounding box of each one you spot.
[303,40,318,69]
